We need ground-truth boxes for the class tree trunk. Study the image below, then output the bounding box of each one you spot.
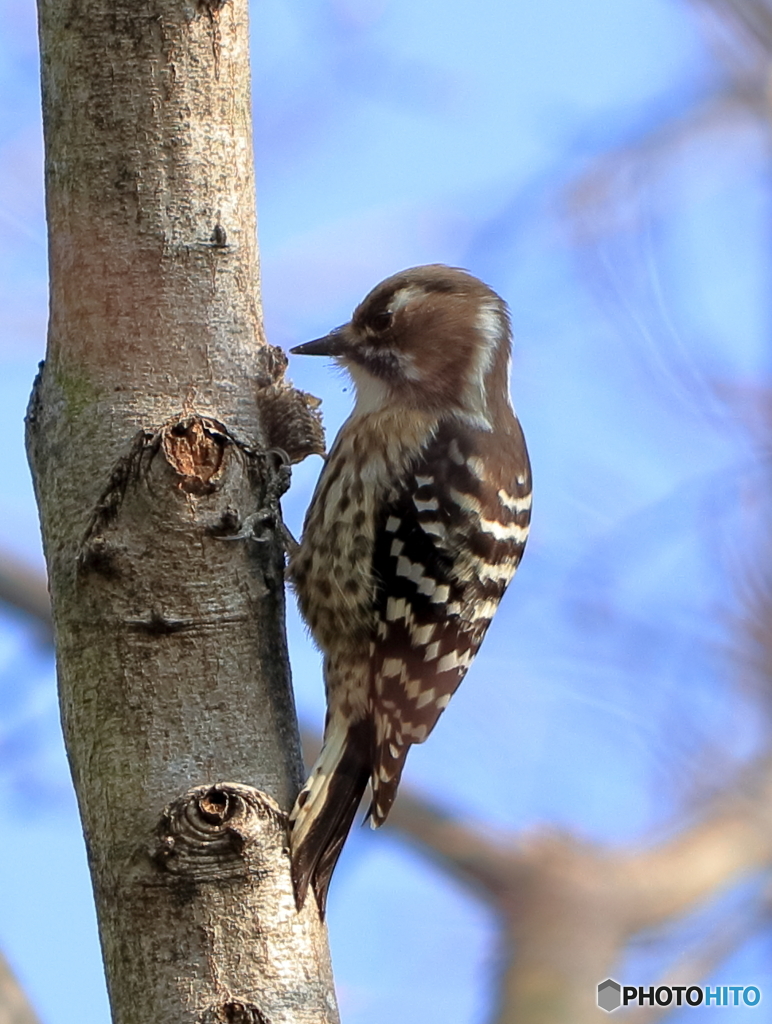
[26,0,335,1019]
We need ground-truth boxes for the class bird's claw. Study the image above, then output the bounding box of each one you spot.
[218,509,275,543]
[216,448,298,553]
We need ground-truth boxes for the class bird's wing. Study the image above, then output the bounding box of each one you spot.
[368,418,530,823]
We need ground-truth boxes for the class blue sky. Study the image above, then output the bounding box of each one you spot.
[2,0,771,1021]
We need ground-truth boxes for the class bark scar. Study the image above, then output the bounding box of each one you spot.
[81,415,233,553]
[78,413,303,576]
[162,415,229,494]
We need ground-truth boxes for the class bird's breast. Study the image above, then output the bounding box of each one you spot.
[289,408,439,651]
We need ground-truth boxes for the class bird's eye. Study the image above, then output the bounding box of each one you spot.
[370,310,392,332]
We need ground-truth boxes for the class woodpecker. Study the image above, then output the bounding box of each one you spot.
[288,264,531,913]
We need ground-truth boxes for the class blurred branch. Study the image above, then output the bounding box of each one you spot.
[0,952,42,1024]
[565,0,772,252]
[623,762,772,929]
[389,783,772,1024]
[690,0,772,59]
[564,89,765,262]
[0,553,51,641]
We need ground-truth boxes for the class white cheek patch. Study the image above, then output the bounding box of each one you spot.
[347,362,393,416]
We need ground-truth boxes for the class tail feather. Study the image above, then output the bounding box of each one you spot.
[367,738,410,828]
[289,720,371,916]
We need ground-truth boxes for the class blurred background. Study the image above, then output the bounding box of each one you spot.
[2,0,772,1020]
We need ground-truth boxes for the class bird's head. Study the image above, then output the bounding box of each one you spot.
[291,265,514,428]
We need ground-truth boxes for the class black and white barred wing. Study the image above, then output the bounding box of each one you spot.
[368,420,531,824]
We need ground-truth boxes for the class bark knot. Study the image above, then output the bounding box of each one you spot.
[203,1000,270,1024]
[156,783,287,880]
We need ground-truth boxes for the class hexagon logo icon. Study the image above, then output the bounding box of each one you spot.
[598,979,621,1012]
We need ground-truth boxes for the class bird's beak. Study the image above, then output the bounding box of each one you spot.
[290,325,348,357]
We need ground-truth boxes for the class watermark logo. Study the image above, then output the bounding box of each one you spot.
[598,980,621,1012]
[597,979,762,1011]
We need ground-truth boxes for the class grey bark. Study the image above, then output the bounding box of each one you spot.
[26,0,335,1019]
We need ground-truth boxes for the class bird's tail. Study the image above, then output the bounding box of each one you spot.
[289,719,372,916]
[367,732,411,827]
